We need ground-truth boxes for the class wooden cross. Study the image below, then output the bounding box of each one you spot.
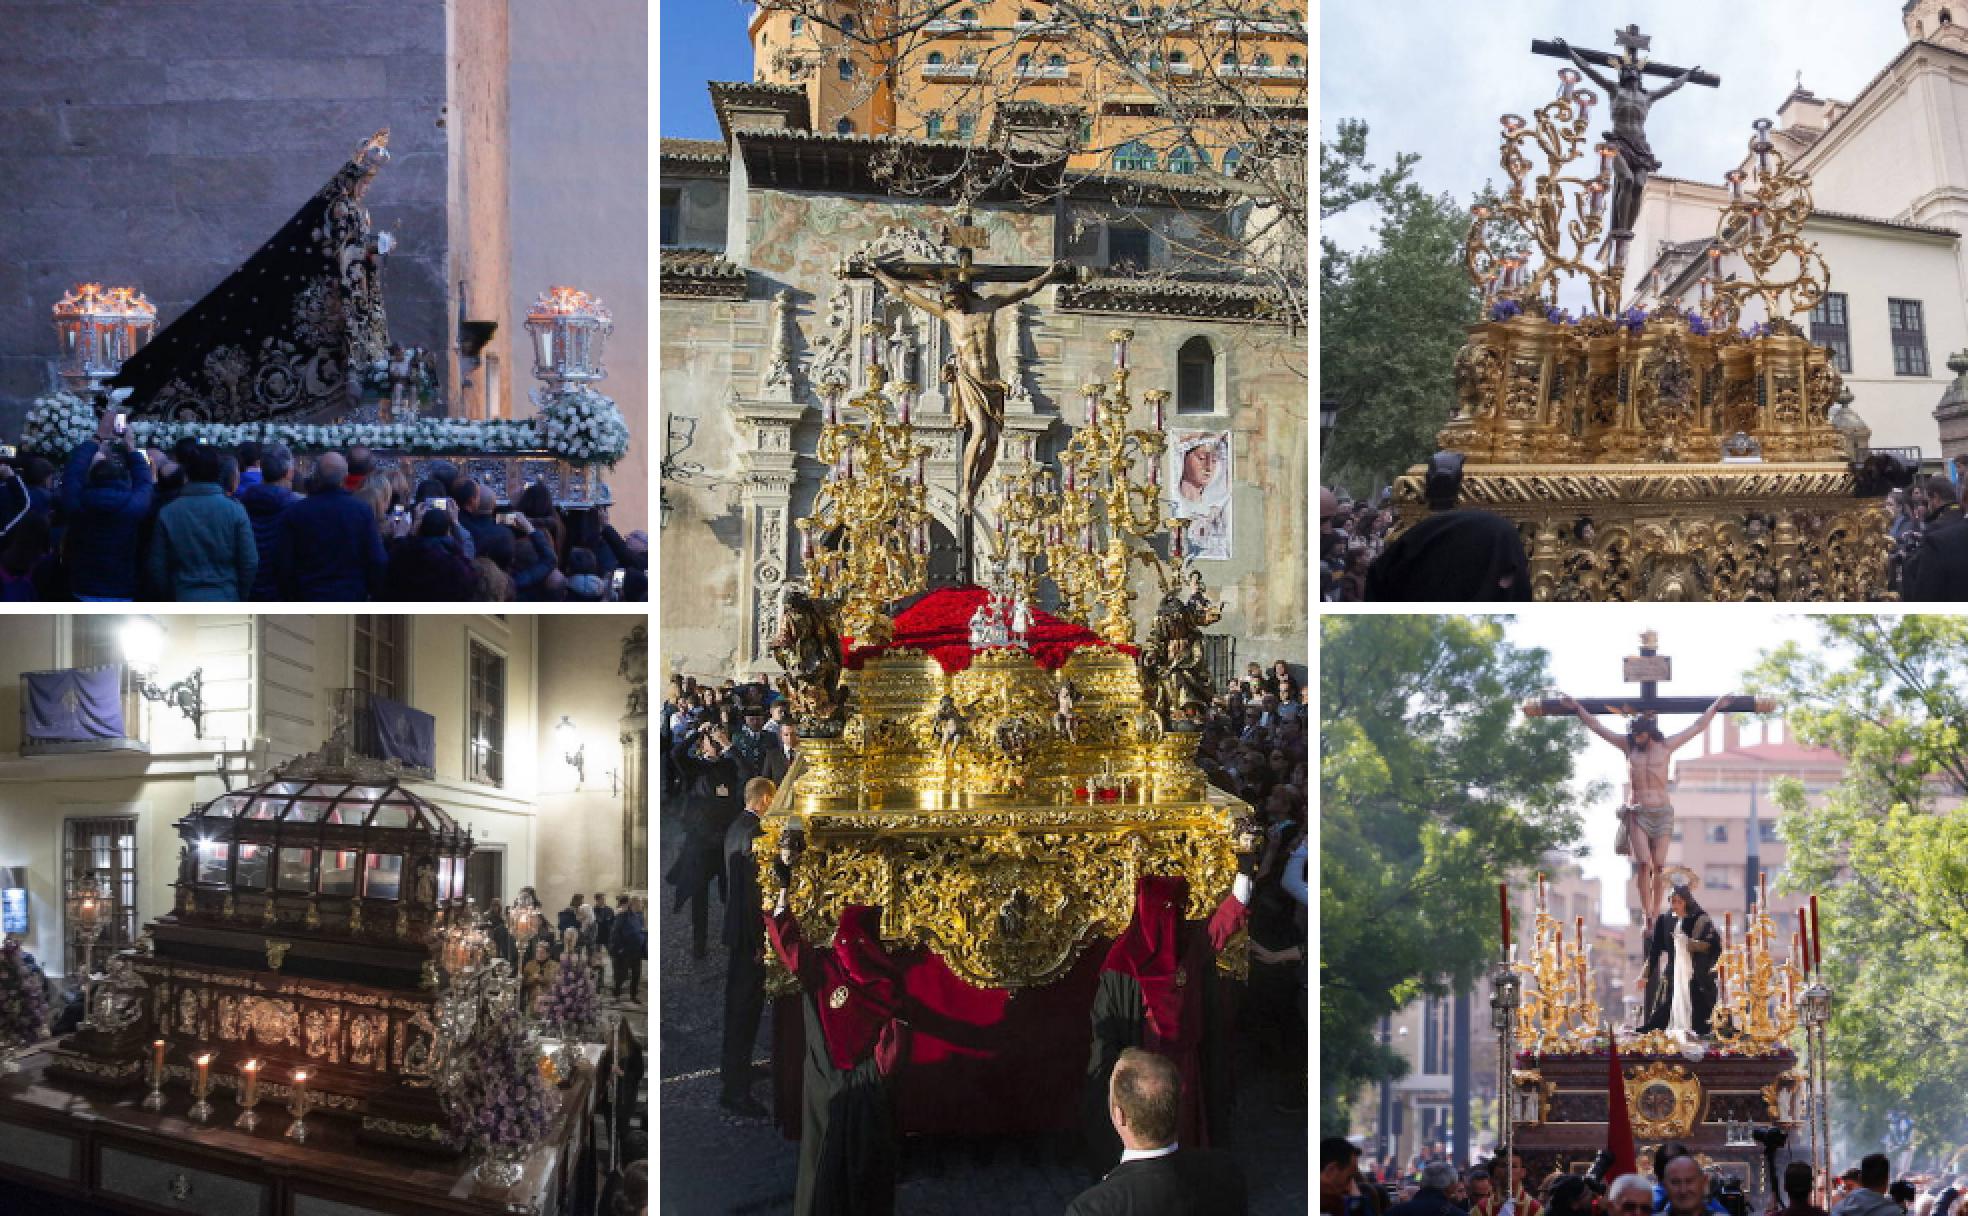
[1529,27,1722,89]
[1522,631,1771,719]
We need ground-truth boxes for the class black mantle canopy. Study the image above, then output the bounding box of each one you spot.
[110,133,394,424]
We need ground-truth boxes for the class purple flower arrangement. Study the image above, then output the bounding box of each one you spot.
[1546,307,1575,326]
[541,950,599,1035]
[449,1002,555,1150]
[1489,299,1525,322]
[1620,307,1649,333]
[0,940,49,1046]
[1684,310,1712,336]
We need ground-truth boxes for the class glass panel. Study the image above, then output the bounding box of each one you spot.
[204,796,247,818]
[196,841,230,885]
[365,854,404,900]
[300,784,345,798]
[320,850,359,897]
[369,804,411,829]
[276,847,314,892]
[234,843,270,891]
[248,797,286,820]
[285,800,328,823]
[438,856,456,901]
[264,782,305,797]
[349,786,390,805]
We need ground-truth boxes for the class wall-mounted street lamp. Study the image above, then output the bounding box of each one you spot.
[555,716,586,788]
[120,618,204,738]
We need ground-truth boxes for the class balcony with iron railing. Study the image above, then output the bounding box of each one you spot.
[922,60,984,80]
[21,663,147,756]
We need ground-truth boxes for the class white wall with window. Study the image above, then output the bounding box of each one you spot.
[0,614,642,977]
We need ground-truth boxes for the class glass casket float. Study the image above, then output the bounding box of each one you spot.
[48,740,479,1151]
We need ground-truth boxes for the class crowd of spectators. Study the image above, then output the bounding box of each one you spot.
[1322,487,1397,602]
[0,417,647,601]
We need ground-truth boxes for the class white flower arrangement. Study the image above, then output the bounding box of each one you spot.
[20,387,633,470]
[532,387,631,468]
[19,390,100,457]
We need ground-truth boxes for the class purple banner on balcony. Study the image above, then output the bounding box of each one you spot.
[25,666,126,741]
[370,695,435,771]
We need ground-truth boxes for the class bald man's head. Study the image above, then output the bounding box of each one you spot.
[313,451,349,494]
[1109,1047,1180,1150]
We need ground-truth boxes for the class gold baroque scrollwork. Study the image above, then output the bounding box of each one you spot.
[1627,1061,1704,1139]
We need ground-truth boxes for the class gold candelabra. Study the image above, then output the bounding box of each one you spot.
[1706,121,1830,330]
[1000,329,1179,647]
[1712,873,1803,1051]
[1464,69,1625,317]
[1511,873,1605,1052]
[798,323,933,646]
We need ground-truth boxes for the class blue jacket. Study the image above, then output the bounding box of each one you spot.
[148,482,257,601]
[238,482,299,601]
[275,487,387,601]
[60,441,155,599]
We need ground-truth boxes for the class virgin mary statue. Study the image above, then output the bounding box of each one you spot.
[1639,884,1721,1038]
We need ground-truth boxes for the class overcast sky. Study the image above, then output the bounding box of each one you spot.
[1501,609,1839,923]
[1321,3,1908,253]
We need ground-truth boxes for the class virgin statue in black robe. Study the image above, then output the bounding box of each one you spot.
[1639,885,1721,1036]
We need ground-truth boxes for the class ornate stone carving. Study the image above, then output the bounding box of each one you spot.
[762,289,800,398]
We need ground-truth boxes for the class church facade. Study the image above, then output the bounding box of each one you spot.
[1629,2,1968,458]
[659,83,1307,681]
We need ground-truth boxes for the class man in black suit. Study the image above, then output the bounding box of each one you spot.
[1067,1048,1248,1216]
[719,775,775,1117]
[730,704,789,785]
[1906,475,1968,599]
[556,893,585,937]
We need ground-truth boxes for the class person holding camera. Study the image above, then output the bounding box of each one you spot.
[383,501,477,600]
[60,414,155,601]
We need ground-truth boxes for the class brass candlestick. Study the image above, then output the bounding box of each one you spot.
[1708,121,1830,330]
[141,1038,166,1111]
[187,1052,214,1123]
[234,1058,262,1132]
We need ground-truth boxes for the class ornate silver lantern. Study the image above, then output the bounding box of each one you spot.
[1489,962,1522,1031]
[53,283,155,394]
[1799,981,1831,1028]
[523,285,612,392]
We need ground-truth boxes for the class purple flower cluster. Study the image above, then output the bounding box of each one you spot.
[1620,307,1649,333]
[0,940,49,1045]
[448,1003,555,1149]
[541,950,599,1032]
[1489,299,1525,322]
[1685,310,1713,336]
[1546,307,1575,326]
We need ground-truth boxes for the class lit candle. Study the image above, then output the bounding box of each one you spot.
[802,530,814,561]
[1724,911,1733,953]
[1575,915,1584,951]
[1173,523,1185,559]
[1699,275,1711,305]
[241,1058,260,1107]
[196,1052,211,1090]
[79,897,98,931]
[1577,88,1596,119]
[1725,169,1746,201]
[291,1069,309,1112]
[1760,872,1770,909]
[1536,872,1546,911]
[1557,67,1580,100]
[151,1038,165,1081]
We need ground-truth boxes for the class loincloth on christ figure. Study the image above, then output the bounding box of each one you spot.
[1621,802,1673,841]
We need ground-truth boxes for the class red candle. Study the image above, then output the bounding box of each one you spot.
[1575,916,1583,951]
[1809,894,1823,974]
[1537,872,1546,911]
[1499,883,1512,956]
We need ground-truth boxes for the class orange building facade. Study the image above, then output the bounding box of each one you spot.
[748,3,1307,172]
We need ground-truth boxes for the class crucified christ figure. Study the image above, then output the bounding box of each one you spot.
[1558,692,1730,926]
[1552,35,1702,258]
[868,261,1070,512]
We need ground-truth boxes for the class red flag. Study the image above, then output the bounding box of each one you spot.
[1606,1033,1638,1180]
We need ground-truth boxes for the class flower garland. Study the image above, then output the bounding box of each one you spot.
[0,939,50,1048]
[449,1001,556,1150]
[540,948,600,1036]
[16,389,633,468]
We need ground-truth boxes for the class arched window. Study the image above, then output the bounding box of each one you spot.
[927,51,945,65]
[1222,51,1239,69]
[1287,53,1303,69]
[1113,140,1157,171]
[1177,337,1216,413]
[1017,53,1032,73]
[1126,4,1142,18]
[790,15,804,34]
[1048,53,1066,69]
[838,57,854,80]
[957,113,977,139]
[836,117,854,134]
[1169,51,1187,66]
[1222,144,1249,173]
[841,14,857,33]
[1254,53,1273,69]
[1019,7,1037,20]
[959,6,978,21]
[1166,145,1201,174]
[926,114,943,138]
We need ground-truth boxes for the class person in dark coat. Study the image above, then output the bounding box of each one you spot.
[1639,885,1722,1036]
[148,443,257,600]
[60,434,155,601]
[456,481,518,569]
[730,704,789,785]
[384,507,478,600]
[719,775,774,1117]
[610,894,645,1002]
[275,451,388,601]
[1067,1048,1247,1216]
[1083,865,1254,1175]
[1363,451,1532,602]
[765,880,912,1216]
[670,727,742,959]
[1905,474,1968,599]
[1386,1164,1466,1216]
[239,443,299,600]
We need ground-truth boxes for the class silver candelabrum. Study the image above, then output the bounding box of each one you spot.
[1490,958,1523,1191]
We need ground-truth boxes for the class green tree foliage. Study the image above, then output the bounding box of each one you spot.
[1320,616,1588,1134]
[1752,616,1968,1163]
[1320,120,1487,492]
